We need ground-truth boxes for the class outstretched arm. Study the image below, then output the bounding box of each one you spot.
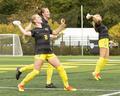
[13,21,32,36]
[18,25,32,36]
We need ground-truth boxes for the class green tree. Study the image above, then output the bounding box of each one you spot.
[0,0,19,15]
[109,23,120,44]
[0,0,120,27]
[0,0,19,23]
[101,0,120,27]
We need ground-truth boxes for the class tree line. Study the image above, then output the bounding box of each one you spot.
[0,0,120,49]
[0,0,120,28]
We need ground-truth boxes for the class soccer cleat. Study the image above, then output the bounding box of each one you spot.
[64,85,77,91]
[92,72,101,80]
[45,83,57,88]
[18,84,24,92]
[16,67,22,80]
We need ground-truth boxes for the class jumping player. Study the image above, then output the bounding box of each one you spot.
[86,13,109,80]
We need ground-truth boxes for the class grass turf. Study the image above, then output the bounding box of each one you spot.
[0,56,120,96]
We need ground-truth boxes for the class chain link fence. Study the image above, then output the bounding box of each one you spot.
[22,36,120,55]
[52,36,120,55]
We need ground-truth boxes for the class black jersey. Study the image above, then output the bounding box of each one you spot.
[41,17,52,34]
[31,27,53,54]
[95,23,109,40]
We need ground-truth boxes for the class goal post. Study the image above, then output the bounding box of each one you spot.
[0,34,23,56]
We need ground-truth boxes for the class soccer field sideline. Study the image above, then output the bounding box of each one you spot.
[0,86,120,96]
[66,59,120,62]
[0,86,120,92]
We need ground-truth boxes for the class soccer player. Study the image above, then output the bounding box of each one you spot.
[14,14,77,92]
[86,14,109,80]
[16,7,65,88]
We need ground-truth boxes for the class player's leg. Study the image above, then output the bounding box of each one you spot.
[100,39,109,70]
[16,60,56,88]
[93,48,109,80]
[46,63,56,88]
[93,38,109,80]
[16,64,34,80]
[18,60,43,91]
[100,48,109,70]
[18,54,46,91]
[93,39,105,80]
[93,48,106,80]
[95,48,107,73]
[47,54,77,91]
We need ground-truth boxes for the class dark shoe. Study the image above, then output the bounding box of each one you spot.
[45,83,57,88]
[16,67,22,80]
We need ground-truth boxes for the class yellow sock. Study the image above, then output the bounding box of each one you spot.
[46,64,54,84]
[100,58,108,70]
[56,65,69,87]
[19,64,34,72]
[21,69,39,85]
[95,57,104,73]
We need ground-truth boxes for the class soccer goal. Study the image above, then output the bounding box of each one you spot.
[0,34,23,56]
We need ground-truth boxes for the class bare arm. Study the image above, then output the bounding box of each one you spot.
[17,24,32,36]
[92,21,95,28]
[52,18,66,35]
[50,34,57,39]
[25,22,32,31]
[50,31,65,41]
[13,21,32,36]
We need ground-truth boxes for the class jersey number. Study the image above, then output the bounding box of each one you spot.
[44,35,48,40]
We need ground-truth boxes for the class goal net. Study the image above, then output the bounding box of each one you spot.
[0,34,23,56]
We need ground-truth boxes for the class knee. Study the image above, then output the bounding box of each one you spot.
[48,64,54,69]
[56,65,65,71]
[33,70,40,75]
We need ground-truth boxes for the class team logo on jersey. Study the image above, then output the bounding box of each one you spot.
[45,28,49,31]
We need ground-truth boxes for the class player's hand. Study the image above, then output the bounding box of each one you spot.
[86,13,93,20]
[13,20,21,26]
[60,18,65,24]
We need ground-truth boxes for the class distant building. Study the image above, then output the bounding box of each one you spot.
[54,28,98,47]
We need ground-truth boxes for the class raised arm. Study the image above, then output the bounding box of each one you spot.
[52,18,66,35]
[25,22,32,31]
[13,21,32,36]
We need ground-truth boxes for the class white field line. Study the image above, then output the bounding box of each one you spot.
[99,91,120,96]
[0,63,118,67]
[0,86,120,92]
[67,59,120,62]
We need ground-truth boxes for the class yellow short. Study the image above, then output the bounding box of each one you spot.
[98,38,109,49]
[34,53,56,61]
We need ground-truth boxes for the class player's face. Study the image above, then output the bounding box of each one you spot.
[34,15,42,24]
[42,8,50,19]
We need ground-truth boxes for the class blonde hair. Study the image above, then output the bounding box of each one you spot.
[31,14,40,24]
[92,14,102,24]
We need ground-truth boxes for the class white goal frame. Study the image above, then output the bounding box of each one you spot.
[0,34,23,56]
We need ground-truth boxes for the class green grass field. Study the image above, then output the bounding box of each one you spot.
[0,56,120,96]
